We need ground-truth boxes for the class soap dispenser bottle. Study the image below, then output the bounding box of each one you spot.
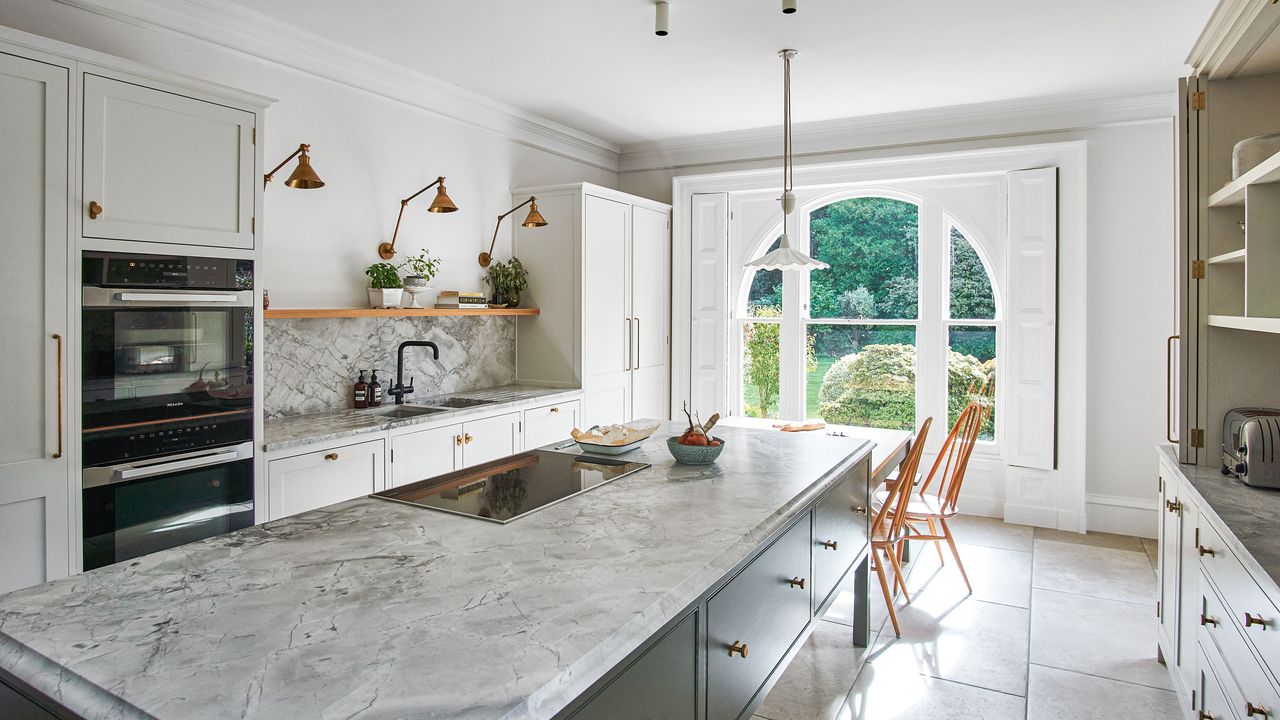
[369,369,383,407]
[354,371,369,409]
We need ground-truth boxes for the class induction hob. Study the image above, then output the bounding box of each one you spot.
[371,450,651,524]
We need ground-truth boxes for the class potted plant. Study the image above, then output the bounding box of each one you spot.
[365,262,403,308]
[399,250,442,308]
[485,257,529,308]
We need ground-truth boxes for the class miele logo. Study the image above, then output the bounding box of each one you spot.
[165,402,184,408]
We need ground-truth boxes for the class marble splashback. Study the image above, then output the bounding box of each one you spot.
[264,316,515,418]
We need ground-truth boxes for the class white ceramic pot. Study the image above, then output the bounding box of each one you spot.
[1233,133,1280,179]
[367,288,403,308]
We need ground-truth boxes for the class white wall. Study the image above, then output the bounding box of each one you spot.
[625,119,1176,536]
[0,0,616,308]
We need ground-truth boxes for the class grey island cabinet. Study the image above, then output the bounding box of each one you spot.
[0,422,873,720]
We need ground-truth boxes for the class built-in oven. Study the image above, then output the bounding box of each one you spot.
[81,251,256,570]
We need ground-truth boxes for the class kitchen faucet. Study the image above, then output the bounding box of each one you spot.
[386,340,439,404]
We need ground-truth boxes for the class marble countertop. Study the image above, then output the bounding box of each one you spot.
[1159,445,1280,596]
[264,384,583,453]
[0,422,873,720]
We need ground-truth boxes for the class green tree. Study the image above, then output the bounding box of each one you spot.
[810,197,919,319]
[742,305,817,417]
[949,227,995,320]
[838,286,875,318]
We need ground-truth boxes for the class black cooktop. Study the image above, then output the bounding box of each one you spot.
[372,450,651,524]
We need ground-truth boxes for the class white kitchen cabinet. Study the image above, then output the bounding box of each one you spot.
[524,400,581,450]
[390,423,461,489]
[81,72,256,249]
[460,412,522,468]
[266,438,384,521]
[0,48,73,594]
[514,183,671,428]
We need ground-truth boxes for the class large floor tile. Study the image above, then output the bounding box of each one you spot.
[756,620,875,720]
[906,542,1032,608]
[1027,665,1180,720]
[873,596,1030,696]
[943,514,1034,552]
[1032,539,1155,604]
[1030,588,1169,690]
[1034,526,1147,552]
[1142,538,1158,571]
[839,666,1026,720]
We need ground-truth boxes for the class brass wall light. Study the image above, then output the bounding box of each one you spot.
[264,143,324,189]
[480,196,546,268]
[379,176,458,259]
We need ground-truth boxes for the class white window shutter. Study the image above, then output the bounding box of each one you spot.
[690,193,729,419]
[1005,168,1058,470]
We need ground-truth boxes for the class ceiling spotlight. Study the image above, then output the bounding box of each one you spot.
[782,0,797,14]
[655,1,669,36]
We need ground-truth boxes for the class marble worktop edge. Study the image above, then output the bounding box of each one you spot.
[263,385,583,453]
[1157,444,1280,598]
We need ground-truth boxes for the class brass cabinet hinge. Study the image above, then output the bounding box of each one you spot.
[1190,428,1205,448]
[251,216,256,234]
[1192,260,1206,279]
[1157,600,1162,619]
[252,127,256,145]
[1191,91,1205,111]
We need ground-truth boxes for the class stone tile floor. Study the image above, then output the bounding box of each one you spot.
[752,515,1180,720]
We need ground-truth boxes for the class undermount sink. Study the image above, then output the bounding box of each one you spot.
[427,397,498,409]
[377,405,449,420]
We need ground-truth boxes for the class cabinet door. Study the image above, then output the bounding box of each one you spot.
[391,424,462,489]
[82,73,255,249]
[0,51,71,594]
[630,205,670,422]
[812,467,870,613]
[582,195,632,426]
[267,439,384,520]
[1157,468,1180,664]
[1177,495,1201,694]
[463,412,521,468]
[707,515,813,720]
[569,611,697,720]
[524,401,580,450]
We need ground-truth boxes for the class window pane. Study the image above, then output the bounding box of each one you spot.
[745,238,782,317]
[949,226,995,320]
[809,197,919,320]
[948,325,996,440]
[808,324,916,429]
[741,320,781,418]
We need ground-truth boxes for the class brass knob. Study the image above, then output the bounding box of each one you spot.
[1201,712,1214,720]
[1247,703,1269,718]
[455,434,464,446]
[88,200,103,219]
[1201,613,1218,627]
[788,577,806,589]
[464,433,473,444]
[822,540,838,551]
[1245,613,1268,630]
[550,407,559,413]
[728,641,748,658]
[1198,544,1215,557]
[852,506,868,515]
[323,453,339,461]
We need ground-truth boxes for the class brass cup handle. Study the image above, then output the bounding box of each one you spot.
[52,333,63,459]
[787,577,806,589]
[821,540,839,551]
[464,433,473,444]
[88,200,103,219]
[1247,703,1269,718]
[1245,613,1268,630]
[324,453,339,461]
[1201,613,1218,627]
[728,641,748,658]
[1198,545,1215,557]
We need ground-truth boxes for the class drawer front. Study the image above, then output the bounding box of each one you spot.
[391,423,462,488]
[707,515,812,720]
[1199,641,1244,720]
[267,439,384,520]
[812,469,870,612]
[524,400,581,450]
[1199,521,1280,686]
[570,611,697,720]
[462,412,521,468]
[1198,575,1280,718]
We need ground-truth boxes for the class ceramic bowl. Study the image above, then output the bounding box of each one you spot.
[666,436,725,465]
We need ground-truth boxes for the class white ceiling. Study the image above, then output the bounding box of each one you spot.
[224,0,1214,146]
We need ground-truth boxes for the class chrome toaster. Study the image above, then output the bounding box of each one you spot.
[1222,408,1280,488]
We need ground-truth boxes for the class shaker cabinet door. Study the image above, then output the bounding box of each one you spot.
[581,194,632,426]
[523,401,580,450]
[82,73,255,249]
[267,439,384,520]
[391,424,462,489]
[569,611,697,720]
[812,467,869,612]
[462,412,521,468]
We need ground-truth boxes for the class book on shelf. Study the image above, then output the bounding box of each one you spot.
[438,291,487,301]
[434,303,490,310]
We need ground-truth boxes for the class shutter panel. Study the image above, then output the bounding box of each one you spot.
[1005,168,1058,470]
[689,193,729,419]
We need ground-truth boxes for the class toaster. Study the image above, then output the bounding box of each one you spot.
[1222,408,1280,488]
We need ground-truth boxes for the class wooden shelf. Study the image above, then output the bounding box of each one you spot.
[1208,249,1247,264]
[264,307,540,319]
[1208,315,1280,334]
[1209,150,1280,207]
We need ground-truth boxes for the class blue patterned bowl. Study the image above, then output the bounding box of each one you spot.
[666,436,725,465]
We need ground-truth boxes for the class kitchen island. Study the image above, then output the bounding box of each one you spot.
[0,422,873,720]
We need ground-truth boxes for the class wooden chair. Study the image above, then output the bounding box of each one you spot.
[870,417,932,638]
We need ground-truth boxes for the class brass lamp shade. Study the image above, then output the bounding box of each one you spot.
[283,153,325,189]
[521,201,547,228]
[427,183,458,213]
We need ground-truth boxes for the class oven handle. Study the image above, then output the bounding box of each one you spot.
[84,442,253,488]
[81,287,253,308]
[116,292,239,304]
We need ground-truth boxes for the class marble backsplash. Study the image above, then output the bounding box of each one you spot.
[263,316,516,418]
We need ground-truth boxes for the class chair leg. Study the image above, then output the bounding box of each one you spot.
[887,546,912,605]
[940,517,973,594]
[927,517,946,564]
[874,550,901,638]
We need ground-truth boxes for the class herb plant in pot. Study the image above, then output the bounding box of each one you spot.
[365,262,403,308]
[485,257,529,308]
[398,250,441,309]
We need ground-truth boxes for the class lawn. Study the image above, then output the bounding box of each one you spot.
[741,355,840,420]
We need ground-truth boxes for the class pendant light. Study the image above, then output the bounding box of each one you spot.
[744,50,828,273]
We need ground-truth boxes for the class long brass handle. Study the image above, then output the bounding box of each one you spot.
[88,200,103,219]
[1247,703,1269,718]
[728,641,748,658]
[821,540,838,550]
[787,577,806,589]
[1245,613,1268,630]
[1201,613,1218,627]
[52,333,63,459]
[635,317,641,369]
[625,318,632,371]
[1198,544,1215,557]
[324,453,339,461]
[1167,335,1179,443]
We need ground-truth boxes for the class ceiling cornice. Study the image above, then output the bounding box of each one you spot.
[50,0,623,171]
[618,83,1175,173]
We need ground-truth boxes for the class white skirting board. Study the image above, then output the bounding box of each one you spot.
[1084,493,1158,539]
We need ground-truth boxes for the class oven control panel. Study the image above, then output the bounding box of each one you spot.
[81,411,253,468]
[83,251,252,290]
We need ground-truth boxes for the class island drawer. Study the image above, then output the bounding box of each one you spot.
[1198,520,1280,685]
[1198,640,1242,720]
[569,611,697,720]
[812,466,870,613]
[706,514,812,720]
[1197,572,1280,716]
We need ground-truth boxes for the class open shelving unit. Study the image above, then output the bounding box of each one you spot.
[264,307,539,319]
[1208,150,1280,207]
[1205,146,1280,333]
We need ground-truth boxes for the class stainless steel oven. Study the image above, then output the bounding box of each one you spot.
[81,251,256,570]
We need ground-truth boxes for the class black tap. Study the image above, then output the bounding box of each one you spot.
[386,341,439,405]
